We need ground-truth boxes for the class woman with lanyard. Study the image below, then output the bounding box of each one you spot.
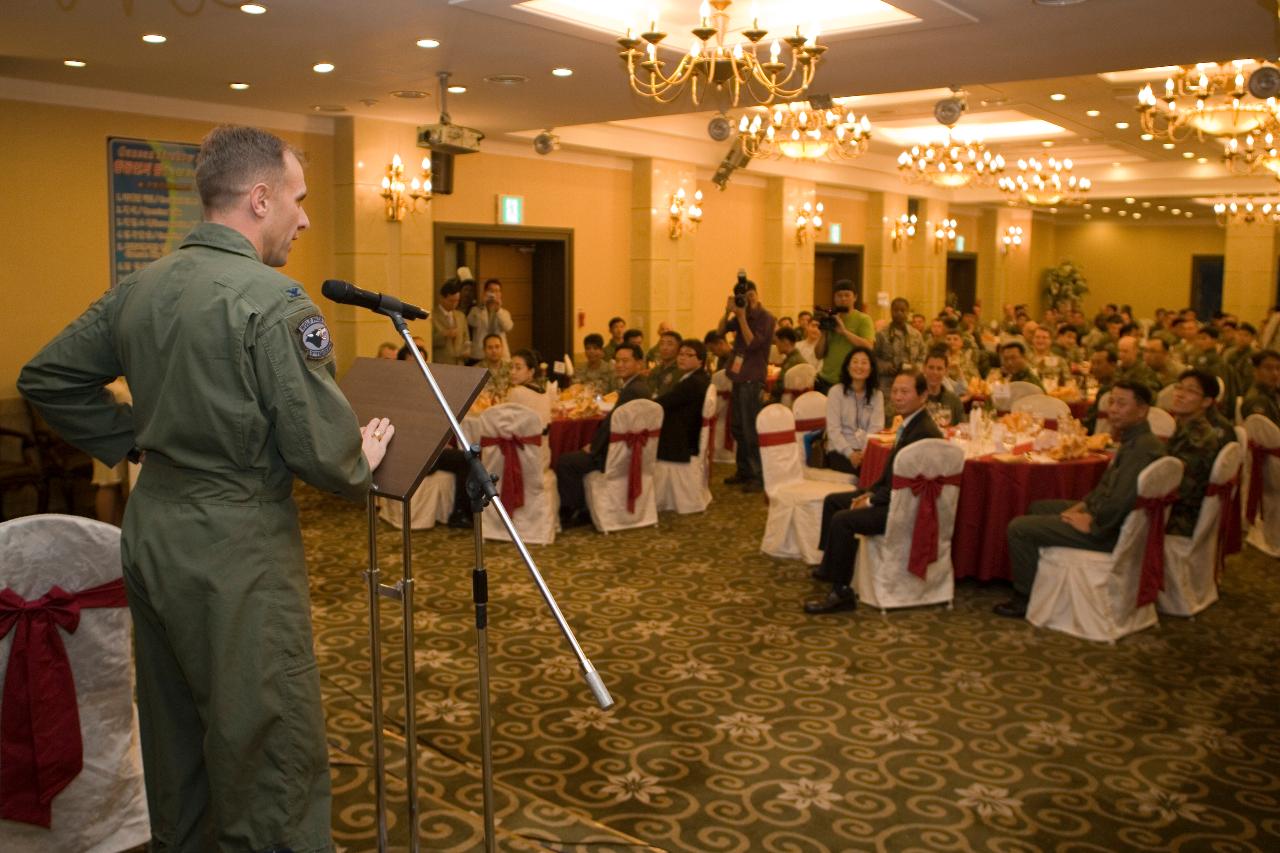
[824,345,884,476]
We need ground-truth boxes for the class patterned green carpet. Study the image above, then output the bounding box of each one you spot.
[300,469,1280,852]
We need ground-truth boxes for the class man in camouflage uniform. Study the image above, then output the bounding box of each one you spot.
[1116,335,1162,395]
[992,341,1044,389]
[19,125,391,851]
[1143,336,1182,389]
[647,328,684,397]
[575,332,619,395]
[1028,327,1068,384]
[480,332,512,397]
[1242,350,1280,426]
[1165,370,1232,536]
[874,297,927,404]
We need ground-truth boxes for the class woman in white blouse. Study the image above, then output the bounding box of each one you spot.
[504,349,552,429]
[824,345,884,475]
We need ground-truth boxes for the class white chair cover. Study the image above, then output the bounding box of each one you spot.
[0,515,149,853]
[655,385,715,514]
[1007,381,1042,404]
[475,403,558,545]
[757,404,853,565]
[377,471,456,530]
[584,399,663,532]
[853,439,965,612]
[710,370,735,465]
[1244,414,1280,556]
[1028,456,1184,642]
[1159,442,1242,616]
[781,363,817,407]
[792,391,856,486]
[1156,384,1176,411]
[1011,393,1071,422]
[504,384,552,430]
[1147,407,1176,440]
[1093,390,1112,436]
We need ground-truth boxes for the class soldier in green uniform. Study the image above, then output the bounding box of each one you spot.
[647,328,684,397]
[1142,336,1182,389]
[1165,371,1232,536]
[575,332,619,395]
[769,327,807,405]
[995,381,1166,617]
[1241,350,1280,426]
[993,341,1044,389]
[19,125,391,852]
[601,316,626,362]
[1116,335,1162,396]
[1083,347,1118,434]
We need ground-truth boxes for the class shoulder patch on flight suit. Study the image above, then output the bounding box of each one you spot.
[297,314,334,361]
[284,285,305,300]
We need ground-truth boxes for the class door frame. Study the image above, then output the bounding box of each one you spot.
[945,251,979,313]
[813,242,865,306]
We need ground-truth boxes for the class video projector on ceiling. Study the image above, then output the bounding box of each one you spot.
[417,122,484,155]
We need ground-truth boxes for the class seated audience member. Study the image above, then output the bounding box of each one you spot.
[396,335,428,361]
[554,344,654,527]
[944,327,980,391]
[805,371,942,614]
[1190,325,1228,380]
[645,321,673,364]
[795,319,822,368]
[1166,371,1232,537]
[927,316,949,350]
[990,341,1044,389]
[504,349,551,428]
[577,333,619,395]
[623,328,645,354]
[602,316,626,361]
[704,330,732,372]
[1028,327,1068,384]
[480,333,511,396]
[1227,322,1257,397]
[769,316,795,366]
[923,348,964,426]
[1116,335,1162,395]
[377,342,399,360]
[656,339,712,463]
[995,381,1166,617]
[1083,347,1117,433]
[823,346,885,475]
[770,327,807,404]
[649,329,684,397]
[1053,324,1085,367]
[1241,349,1280,425]
[1143,336,1182,388]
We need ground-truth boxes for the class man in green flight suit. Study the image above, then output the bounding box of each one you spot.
[1164,370,1232,537]
[19,125,391,852]
[995,381,1166,617]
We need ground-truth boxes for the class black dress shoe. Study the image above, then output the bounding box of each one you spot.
[804,587,857,614]
[561,508,593,529]
[992,596,1029,618]
[446,510,474,529]
[723,473,749,485]
[811,566,834,582]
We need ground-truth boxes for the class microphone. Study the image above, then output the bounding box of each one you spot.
[321,279,429,321]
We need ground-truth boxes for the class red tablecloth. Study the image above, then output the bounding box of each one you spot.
[858,439,1110,581]
[548,416,603,467]
[965,397,1090,420]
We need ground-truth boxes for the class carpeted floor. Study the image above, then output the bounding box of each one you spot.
[302,470,1280,852]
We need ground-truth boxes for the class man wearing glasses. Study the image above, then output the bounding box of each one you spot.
[1165,370,1232,537]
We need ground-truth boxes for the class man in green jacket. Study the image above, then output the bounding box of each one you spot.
[1165,371,1232,536]
[815,280,875,393]
[19,125,390,852]
[995,381,1166,617]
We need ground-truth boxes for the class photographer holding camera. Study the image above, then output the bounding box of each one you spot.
[467,277,514,361]
[815,280,876,394]
[718,272,775,492]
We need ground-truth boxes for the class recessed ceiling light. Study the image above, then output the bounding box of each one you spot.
[142,34,167,44]
[1083,203,1092,209]
[63,59,86,67]
[447,85,467,94]
[1141,201,1150,208]
[1112,161,1122,168]
[391,90,427,99]
[1084,213,1092,220]
[1124,197,1135,203]
[1102,206,1112,212]
[1171,208,1181,214]
[484,74,527,85]
[240,3,266,13]
[552,67,574,77]
[1197,156,1208,164]
[1041,140,1055,147]
[416,38,440,48]
[1182,151,1194,158]
[1162,142,1175,149]
[1132,212,1142,219]
[1185,211,1193,217]
[229,82,250,90]
[1085,109,1100,117]
[313,62,334,73]
[1050,93,1067,101]
[1140,133,1154,141]
[310,104,347,112]
[1157,205,1166,211]
[1049,207,1059,213]
[1114,121,1129,129]
[1119,210,1128,216]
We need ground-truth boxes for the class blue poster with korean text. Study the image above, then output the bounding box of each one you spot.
[108,137,202,286]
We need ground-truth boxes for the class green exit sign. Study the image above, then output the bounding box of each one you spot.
[828,223,842,244]
[497,194,524,225]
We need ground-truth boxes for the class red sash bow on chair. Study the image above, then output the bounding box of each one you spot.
[610,428,661,512]
[756,429,796,449]
[1134,491,1179,607]
[793,417,825,434]
[891,473,963,578]
[1245,445,1280,524]
[479,434,542,511]
[717,390,734,451]
[1205,476,1240,582]
[0,578,129,827]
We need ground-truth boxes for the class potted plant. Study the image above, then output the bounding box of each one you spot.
[1044,261,1088,312]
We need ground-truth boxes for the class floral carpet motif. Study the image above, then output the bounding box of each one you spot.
[301,470,1280,852]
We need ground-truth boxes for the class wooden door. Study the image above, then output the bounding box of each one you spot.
[476,243,534,354]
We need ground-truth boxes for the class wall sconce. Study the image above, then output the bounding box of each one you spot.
[889,213,917,252]
[668,187,703,239]
[932,217,957,253]
[1000,225,1024,254]
[380,154,431,222]
[795,201,824,244]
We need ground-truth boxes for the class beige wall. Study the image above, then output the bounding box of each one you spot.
[693,181,766,337]
[0,98,334,400]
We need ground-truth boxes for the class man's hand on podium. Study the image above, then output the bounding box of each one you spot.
[361,416,395,471]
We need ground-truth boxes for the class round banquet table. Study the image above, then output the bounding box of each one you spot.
[548,415,604,467]
[966,396,1090,421]
[858,437,1110,582]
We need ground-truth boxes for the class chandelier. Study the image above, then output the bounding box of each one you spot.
[897,134,1006,188]
[738,101,871,161]
[1137,60,1280,141]
[616,0,825,107]
[380,154,431,222]
[1222,131,1280,177]
[1212,198,1280,226]
[998,157,1092,206]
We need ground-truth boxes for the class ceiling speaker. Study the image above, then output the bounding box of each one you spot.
[934,96,966,127]
[1248,66,1280,100]
[533,130,560,156]
[707,115,732,142]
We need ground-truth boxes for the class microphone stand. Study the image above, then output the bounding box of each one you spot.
[377,309,613,853]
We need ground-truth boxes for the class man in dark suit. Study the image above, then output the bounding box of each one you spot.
[556,343,653,526]
[656,339,712,463]
[804,370,943,614]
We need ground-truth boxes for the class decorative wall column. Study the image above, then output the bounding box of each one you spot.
[908,197,949,314]
[763,176,816,321]
[988,206,1034,314]
[1222,220,1277,322]
[629,158,697,340]
[864,190,909,322]
[331,117,434,371]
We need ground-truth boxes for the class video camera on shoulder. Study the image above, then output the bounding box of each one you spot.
[732,269,750,308]
[813,304,849,333]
